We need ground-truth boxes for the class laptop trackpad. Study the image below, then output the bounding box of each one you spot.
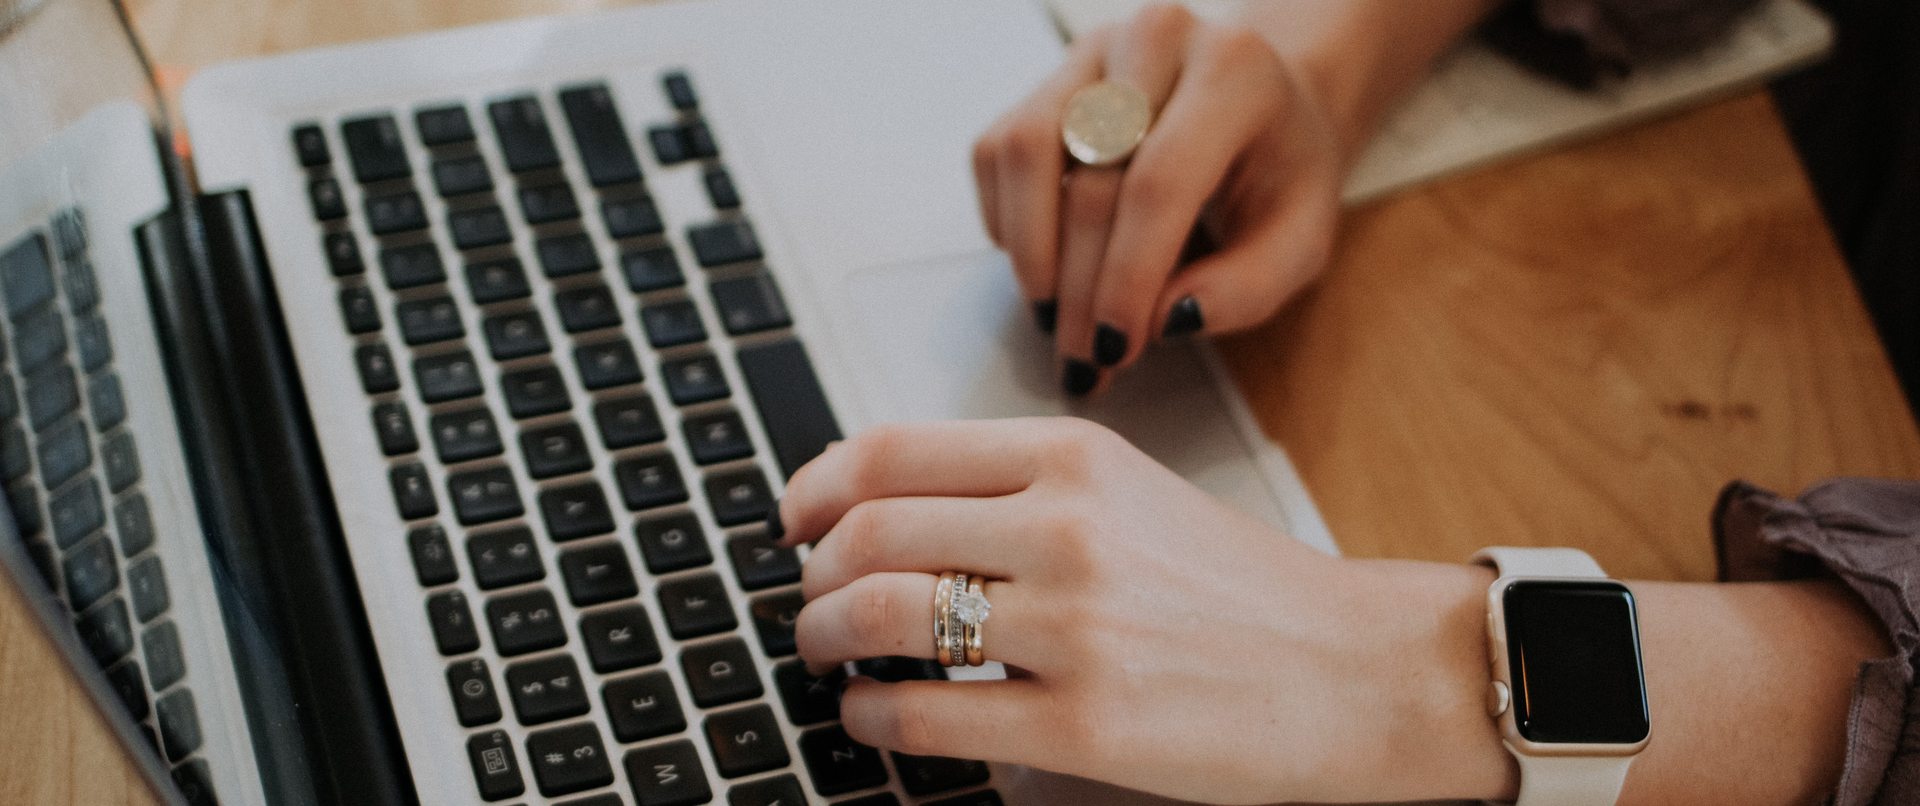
[835,250,1291,533]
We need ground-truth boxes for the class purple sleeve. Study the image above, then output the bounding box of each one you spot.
[1479,0,1765,87]
[1713,478,1920,806]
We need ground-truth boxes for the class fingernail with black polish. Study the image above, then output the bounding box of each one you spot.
[1032,300,1058,335]
[1162,296,1205,338]
[1093,324,1128,367]
[765,496,785,542]
[1062,359,1099,398]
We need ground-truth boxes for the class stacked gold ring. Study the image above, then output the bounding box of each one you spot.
[933,571,991,667]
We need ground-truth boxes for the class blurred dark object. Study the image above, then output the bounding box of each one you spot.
[1480,0,1765,89]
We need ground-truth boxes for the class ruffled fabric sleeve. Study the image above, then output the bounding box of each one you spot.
[1479,0,1766,88]
[1713,477,1920,806]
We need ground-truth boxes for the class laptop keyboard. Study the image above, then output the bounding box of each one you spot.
[0,210,220,804]
[296,72,996,805]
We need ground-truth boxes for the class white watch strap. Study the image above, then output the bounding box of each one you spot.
[1511,751,1635,806]
[1471,546,1607,579]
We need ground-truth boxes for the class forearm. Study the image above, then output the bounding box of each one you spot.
[1237,0,1503,166]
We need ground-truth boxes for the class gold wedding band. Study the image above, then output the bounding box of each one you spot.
[934,572,958,667]
[963,578,986,667]
[1062,81,1152,167]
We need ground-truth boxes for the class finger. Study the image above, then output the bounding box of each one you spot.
[796,574,1044,671]
[971,124,1003,246]
[1052,166,1123,397]
[994,30,1109,309]
[1154,185,1337,337]
[1104,2,1197,111]
[774,420,1053,546]
[801,495,1046,600]
[840,677,1058,764]
[1091,27,1281,368]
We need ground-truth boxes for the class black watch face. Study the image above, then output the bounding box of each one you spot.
[1503,580,1650,744]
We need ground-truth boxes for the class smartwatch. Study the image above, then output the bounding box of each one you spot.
[1472,547,1650,806]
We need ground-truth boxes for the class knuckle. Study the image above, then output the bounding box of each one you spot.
[846,423,911,491]
[1129,3,1194,47]
[1206,26,1277,75]
[1118,160,1178,211]
[833,501,889,570]
[1002,118,1057,170]
[881,696,944,754]
[847,579,900,638]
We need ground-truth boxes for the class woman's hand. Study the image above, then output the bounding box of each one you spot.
[772,419,1513,804]
[971,4,1344,397]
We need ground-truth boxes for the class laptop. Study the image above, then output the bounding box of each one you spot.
[0,1,1332,805]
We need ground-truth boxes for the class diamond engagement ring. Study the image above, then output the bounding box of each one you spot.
[1062,81,1152,167]
[935,571,993,667]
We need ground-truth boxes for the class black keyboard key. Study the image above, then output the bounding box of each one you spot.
[9,483,41,538]
[799,725,887,796]
[748,590,802,657]
[604,197,664,239]
[685,121,718,159]
[560,84,644,188]
[468,257,532,303]
[486,588,567,656]
[143,619,186,690]
[114,493,152,556]
[427,590,482,655]
[88,372,126,430]
[502,365,572,418]
[155,687,202,762]
[469,526,546,589]
[559,541,637,606]
[448,657,503,727]
[101,432,139,493]
[380,242,447,289]
[663,354,730,406]
[36,418,88,488]
[326,231,365,276]
[521,421,592,479]
[614,454,688,512]
[309,177,347,221]
[432,154,494,197]
[340,286,382,333]
[704,166,740,210]
[520,183,581,224]
[575,340,643,389]
[540,481,615,541]
[625,740,712,806]
[730,775,806,806]
[709,469,775,530]
[126,554,170,623]
[63,256,99,313]
[582,605,663,674]
[640,301,706,350]
[62,534,117,609]
[635,512,710,574]
[648,125,692,166]
[621,246,683,292]
[657,574,736,639]
[408,524,459,586]
[431,407,504,463]
[737,339,843,479]
[25,362,78,429]
[76,597,133,665]
[417,105,476,146]
[682,638,762,708]
[415,350,485,402]
[468,729,528,801]
[366,191,429,235]
[107,660,150,720]
[451,206,513,250]
[710,273,792,335]
[556,284,622,333]
[925,791,1004,806]
[486,306,554,364]
[683,410,753,465]
[448,466,523,525]
[687,220,762,268]
[538,232,601,278]
[603,670,684,742]
[0,376,15,422]
[506,654,591,725]
[397,295,466,345]
[772,660,843,726]
[372,401,419,456]
[342,115,412,183]
[292,124,331,166]
[490,97,562,173]
[74,315,112,373]
[527,722,615,797]
[1,233,54,317]
[663,72,698,110]
[854,656,946,683]
[12,305,64,368]
[50,476,105,549]
[594,395,664,450]
[356,343,401,394]
[0,423,24,481]
[706,705,788,778]
[391,462,439,520]
[172,759,218,806]
[893,754,990,797]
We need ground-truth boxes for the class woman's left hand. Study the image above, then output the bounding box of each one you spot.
[771,418,1509,805]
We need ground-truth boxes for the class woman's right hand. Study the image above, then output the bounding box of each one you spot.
[970,3,1345,397]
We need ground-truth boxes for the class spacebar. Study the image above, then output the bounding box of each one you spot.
[736,338,843,479]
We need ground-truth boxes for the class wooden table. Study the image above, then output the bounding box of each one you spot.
[4,1,1917,803]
